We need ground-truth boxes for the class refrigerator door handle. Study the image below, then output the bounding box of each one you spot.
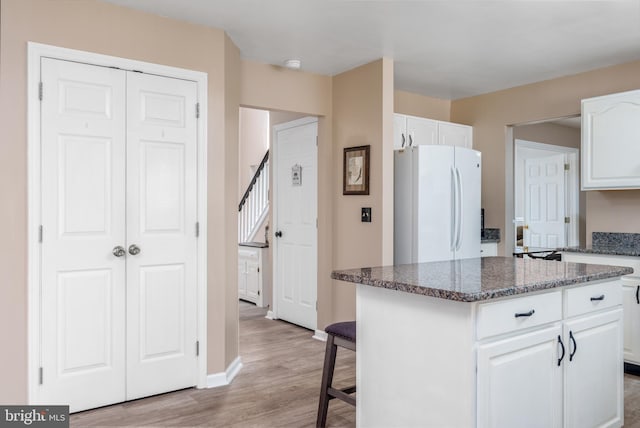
[455,167,464,251]
[450,167,457,252]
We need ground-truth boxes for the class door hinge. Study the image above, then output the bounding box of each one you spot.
[196,341,200,357]
[38,225,43,243]
[38,82,43,101]
[257,267,260,273]
[565,217,571,224]
[316,218,318,228]
[39,367,43,385]
[257,290,260,296]
[195,222,200,237]
[564,163,570,171]
[316,135,318,146]
[316,301,318,311]
[196,103,200,119]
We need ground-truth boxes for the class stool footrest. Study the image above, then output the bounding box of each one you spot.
[327,386,356,407]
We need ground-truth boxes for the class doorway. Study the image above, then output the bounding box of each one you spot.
[515,140,579,249]
[28,43,208,412]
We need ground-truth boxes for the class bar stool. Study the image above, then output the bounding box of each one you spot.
[316,321,356,428]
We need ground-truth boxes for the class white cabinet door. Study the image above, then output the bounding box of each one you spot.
[40,58,127,412]
[480,242,498,257]
[246,259,261,302]
[582,89,640,190]
[623,281,640,364]
[407,115,438,147]
[563,309,623,428]
[394,114,407,150]
[238,258,247,298]
[438,122,473,148]
[477,324,563,428]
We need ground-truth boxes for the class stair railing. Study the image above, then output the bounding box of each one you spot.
[238,150,269,243]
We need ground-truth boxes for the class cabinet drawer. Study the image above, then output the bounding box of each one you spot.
[477,291,562,339]
[239,249,260,260]
[565,280,622,318]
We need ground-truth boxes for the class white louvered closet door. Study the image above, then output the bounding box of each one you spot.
[39,58,198,412]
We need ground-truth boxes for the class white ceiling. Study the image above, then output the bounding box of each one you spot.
[102,0,640,100]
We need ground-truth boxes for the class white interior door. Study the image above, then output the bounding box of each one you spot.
[524,153,566,248]
[125,72,198,400]
[39,58,127,412]
[38,58,199,411]
[274,118,318,330]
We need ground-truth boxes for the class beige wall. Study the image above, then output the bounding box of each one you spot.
[451,60,640,254]
[394,90,451,122]
[0,0,239,402]
[331,58,395,322]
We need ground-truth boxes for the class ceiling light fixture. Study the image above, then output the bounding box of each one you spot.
[284,59,301,70]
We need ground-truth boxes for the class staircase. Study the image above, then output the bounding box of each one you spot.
[239,150,269,243]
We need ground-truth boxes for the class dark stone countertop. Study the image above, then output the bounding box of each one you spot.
[239,242,269,248]
[331,256,632,302]
[559,245,640,257]
[559,232,640,257]
[481,228,500,244]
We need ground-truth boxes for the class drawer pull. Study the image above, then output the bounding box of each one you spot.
[590,295,605,301]
[514,309,535,318]
[636,286,639,305]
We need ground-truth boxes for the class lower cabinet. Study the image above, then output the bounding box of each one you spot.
[562,252,640,366]
[480,242,498,257]
[476,281,623,428]
[238,246,265,306]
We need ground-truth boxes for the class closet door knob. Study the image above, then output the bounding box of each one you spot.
[128,244,141,255]
[112,246,126,257]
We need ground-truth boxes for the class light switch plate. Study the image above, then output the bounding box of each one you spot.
[361,207,372,222]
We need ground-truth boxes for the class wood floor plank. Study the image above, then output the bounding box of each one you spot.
[71,301,640,427]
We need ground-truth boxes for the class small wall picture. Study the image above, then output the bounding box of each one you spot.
[343,145,370,195]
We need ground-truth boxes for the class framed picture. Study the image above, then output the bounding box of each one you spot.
[343,145,370,195]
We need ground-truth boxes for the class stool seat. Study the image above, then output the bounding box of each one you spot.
[317,321,356,427]
[325,321,356,343]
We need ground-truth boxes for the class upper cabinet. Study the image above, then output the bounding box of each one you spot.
[394,113,472,150]
[582,89,640,190]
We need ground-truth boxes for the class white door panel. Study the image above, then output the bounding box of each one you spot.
[126,72,198,400]
[274,119,318,330]
[40,58,126,412]
[525,153,566,248]
[39,58,199,411]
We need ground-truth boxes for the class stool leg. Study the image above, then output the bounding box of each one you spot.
[317,335,337,428]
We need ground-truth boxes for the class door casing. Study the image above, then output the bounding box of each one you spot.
[27,42,209,403]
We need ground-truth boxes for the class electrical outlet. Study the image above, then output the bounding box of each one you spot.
[361,207,372,222]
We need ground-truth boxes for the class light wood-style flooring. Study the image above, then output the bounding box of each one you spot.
[71,301,355,427]
[72,301,640,427]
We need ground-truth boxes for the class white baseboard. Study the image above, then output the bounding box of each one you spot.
[206,356,243,388]
[265,310,276,320]
[313,329,327,342]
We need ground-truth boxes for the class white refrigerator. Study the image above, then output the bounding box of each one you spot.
[394,145,481,264]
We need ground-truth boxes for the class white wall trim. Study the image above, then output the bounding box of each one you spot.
[313,330,328,342]
[27,42,209,402]
[206,357,243,388]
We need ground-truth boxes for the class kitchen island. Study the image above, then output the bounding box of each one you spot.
[332,257,632,428]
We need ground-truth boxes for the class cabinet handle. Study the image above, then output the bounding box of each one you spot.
[590,295,605,301]
[636,286,639,305]
[408,134,413,147]
[569,330,577,362]
[557,335,565,367]
[514,309,535,318]
[401,133,406,148]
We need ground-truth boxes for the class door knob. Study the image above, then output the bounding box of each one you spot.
[275,231,283,238]
[128,244,141,255]
[112,246,126,257]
